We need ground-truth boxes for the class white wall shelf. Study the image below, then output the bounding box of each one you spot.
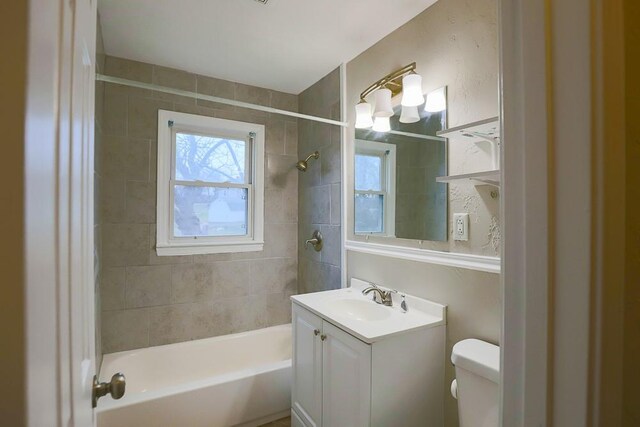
[436,116,500,143]
[436,117,501,187]
[436,170,500,187]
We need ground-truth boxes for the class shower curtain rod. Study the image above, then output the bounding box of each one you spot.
[96,74,349,127]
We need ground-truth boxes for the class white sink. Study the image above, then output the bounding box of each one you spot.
[324,298,392,322]
[291,279,446,343]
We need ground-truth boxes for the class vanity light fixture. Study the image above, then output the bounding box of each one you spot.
[373,88,394,118]
[355,102,374,128]
[355,62,433,132]
[400,73,425,107]
[372,116,391,132]
[425,86,447,112]
[399,105,420,124]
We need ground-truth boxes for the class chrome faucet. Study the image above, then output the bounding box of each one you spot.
[362,283,394,306]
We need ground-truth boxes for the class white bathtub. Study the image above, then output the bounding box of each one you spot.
[97,324,292,427]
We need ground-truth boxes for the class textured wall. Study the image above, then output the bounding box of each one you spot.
[346,0,499,255]
[297,68,342,293]
[98,56,299,353]
[346,0,500,426]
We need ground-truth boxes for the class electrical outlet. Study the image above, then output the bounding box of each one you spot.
[453,213,469,241]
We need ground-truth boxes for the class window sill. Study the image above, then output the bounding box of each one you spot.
[156,241,264,256]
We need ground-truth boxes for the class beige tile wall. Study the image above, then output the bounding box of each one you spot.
[298,68,342,293]
[99,56,299,353]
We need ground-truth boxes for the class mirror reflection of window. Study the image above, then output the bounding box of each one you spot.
[354,140,396,236]
[352,86,448,243]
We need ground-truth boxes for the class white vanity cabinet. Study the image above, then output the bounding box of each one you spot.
[291,283,446,427]
[292,305,371,427]
[292,303,323,427]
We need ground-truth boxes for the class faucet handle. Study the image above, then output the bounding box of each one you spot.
[388,289,408,312]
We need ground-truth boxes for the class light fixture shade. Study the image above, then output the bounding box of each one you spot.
[372,116,391,133]
[373,88,394,118]
[399,105,420,123]
[355,101,374,128]
[401,74,425,107]
[424,87,447,112]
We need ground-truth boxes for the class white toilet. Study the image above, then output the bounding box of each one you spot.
[450,339,500,427]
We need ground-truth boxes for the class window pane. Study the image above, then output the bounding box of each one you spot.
[175,132,247,183]
[173,185,248,237]
[355,154,382,191]
[354,193,384,233]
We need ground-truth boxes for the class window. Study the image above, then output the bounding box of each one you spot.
[354,140,396,236]
[156,110,265,255]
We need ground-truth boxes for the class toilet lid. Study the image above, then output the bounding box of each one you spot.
[451,339,500,383]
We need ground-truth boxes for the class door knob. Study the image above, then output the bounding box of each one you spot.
[92,373,126,408]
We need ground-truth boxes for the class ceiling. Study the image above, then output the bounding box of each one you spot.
[98,0,438,94]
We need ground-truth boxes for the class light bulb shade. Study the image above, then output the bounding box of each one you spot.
[399,105,420,123]
[372,116,391,133]
[424,87,447,112]
[373,88,394,118]
[355,102,374,129]
[401,74,425,107]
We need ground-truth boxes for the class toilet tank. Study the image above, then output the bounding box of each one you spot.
[451,339,500,427]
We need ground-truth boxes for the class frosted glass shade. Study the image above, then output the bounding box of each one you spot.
[399,105,420,123]
[401,74,425,107]
[373,88,394,118]
[425,87,447,112]
[355,102,374,129]
[372,116,391,133]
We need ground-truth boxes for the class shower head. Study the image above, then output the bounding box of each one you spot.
[296,151,320,172]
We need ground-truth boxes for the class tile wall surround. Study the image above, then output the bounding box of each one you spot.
[298,68,342,294]
[98,55,300,353]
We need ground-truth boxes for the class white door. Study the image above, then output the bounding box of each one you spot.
[321,322,371,427]
[292,304,324,427]
[24,0,98,424]
[69,0,99,424]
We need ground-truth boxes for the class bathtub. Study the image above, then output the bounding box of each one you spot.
[97,324,292,427]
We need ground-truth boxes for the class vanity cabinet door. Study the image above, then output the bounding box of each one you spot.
[292,304,323,427]
[321,321,371,427]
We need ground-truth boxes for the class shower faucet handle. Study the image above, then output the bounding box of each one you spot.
[305,230,323,252]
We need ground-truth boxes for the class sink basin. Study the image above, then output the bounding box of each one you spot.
[324,298,391,322]
[291,279,446,343]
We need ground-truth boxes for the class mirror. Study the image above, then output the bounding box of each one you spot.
[354,87,448,241]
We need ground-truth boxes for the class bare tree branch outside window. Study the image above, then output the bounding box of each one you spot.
[173,133,248,237]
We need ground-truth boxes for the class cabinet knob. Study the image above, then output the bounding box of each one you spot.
[314,329,320,336]
[320,334,327,341]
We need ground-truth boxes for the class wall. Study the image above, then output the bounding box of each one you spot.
[98,55,299,353]
[0,0,27,422]
[624,0,640,423]
[297,68,342,293]
[346,0,500,426]
[347,0,500,256]
[95,14,106,368]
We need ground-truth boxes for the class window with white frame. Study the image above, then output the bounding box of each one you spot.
[156,110,265,255]
[354,140,396,236]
